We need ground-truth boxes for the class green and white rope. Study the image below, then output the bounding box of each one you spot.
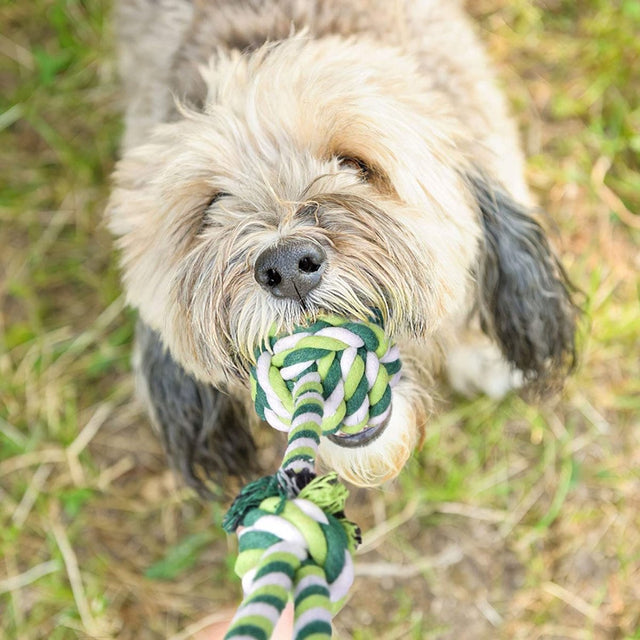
[252,315,401,440]
[222,316,401,640]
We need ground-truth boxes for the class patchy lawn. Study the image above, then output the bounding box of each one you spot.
[1,1,638,638]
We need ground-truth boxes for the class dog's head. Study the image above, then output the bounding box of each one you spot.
[108,37,575,486]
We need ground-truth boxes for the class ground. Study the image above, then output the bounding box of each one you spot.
[1,1,639,638]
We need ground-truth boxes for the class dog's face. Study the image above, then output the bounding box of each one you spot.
[108,37,575,486]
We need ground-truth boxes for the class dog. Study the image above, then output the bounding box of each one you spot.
[107,0,576,494]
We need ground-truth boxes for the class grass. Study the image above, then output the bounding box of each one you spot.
[1,0,639,638]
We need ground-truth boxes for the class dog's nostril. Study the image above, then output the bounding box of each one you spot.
[298,256,321,273]
[266,268,282,287]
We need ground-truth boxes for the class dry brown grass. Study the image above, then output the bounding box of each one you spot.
[1,1,638,638]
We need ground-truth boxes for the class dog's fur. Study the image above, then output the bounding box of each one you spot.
[107,0,576,494]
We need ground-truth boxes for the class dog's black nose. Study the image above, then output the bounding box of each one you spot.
[255,240,326,300]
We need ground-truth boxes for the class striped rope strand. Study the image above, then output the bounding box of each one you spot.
[281,372,323,475]
[223,316,400,640]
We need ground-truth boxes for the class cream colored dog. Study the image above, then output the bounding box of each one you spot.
[107,0,575,492]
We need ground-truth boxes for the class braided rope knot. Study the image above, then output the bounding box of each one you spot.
[223,317,401,640]
[251,316,402,438]
[224,472,360,640]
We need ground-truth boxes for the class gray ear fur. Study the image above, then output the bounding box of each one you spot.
[135,320,257,497]
[469,173,577,388]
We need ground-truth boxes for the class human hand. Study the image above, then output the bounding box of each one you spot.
[197,601,294,640]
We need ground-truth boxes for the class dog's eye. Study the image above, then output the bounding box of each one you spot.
[206,192,231,208]
[338,156,370,179]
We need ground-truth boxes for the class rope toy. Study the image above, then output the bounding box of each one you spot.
[222,315,401,640]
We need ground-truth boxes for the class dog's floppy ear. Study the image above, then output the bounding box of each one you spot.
[469,172,577,388]
[135,320,257,497]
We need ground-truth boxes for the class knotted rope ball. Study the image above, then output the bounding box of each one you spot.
[223,315,401,640]
[253,315,402,450]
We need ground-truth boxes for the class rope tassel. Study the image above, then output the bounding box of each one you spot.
[223,316,400,639]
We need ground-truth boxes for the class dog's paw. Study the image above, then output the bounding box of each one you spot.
[445,339,523,400]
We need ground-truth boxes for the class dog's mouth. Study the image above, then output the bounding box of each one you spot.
[326,415,390,448]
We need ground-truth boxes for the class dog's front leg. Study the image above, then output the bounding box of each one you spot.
[445,325,524,400]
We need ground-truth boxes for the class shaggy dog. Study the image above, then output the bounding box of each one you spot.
[107,0,575,493]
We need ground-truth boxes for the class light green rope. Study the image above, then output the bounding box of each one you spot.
[223,316,401,640]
